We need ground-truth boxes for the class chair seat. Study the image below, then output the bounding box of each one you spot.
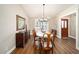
[43,42,52,48]
[35,37,40,40]
[35,41,39,46]
[35,41,40,48]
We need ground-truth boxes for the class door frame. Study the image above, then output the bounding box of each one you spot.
[61,19,68,38]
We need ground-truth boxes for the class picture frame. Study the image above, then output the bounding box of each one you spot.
[16,15,25,31]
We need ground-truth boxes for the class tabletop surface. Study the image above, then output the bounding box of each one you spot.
[36,31,44,37]
[36,31,51,37]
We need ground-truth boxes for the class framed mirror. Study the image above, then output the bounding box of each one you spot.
[16,15,25,31]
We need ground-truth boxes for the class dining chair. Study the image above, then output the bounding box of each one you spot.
[41,33,54,53]
[50,30,56,47]
[32,29,41,53]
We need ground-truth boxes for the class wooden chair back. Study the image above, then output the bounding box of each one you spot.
[32,29,36,38]
[43,33,51,48]
[32,29,37,46]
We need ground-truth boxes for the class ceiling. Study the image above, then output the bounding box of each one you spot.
[21,4,73,19]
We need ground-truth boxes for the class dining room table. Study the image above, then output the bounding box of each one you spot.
[36,31,51,37]
[35,31,44,53]
[36,31,52,53]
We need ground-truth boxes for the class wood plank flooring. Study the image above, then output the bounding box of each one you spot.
[12,37,79,54]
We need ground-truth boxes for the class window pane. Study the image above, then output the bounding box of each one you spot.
[62,21,64,28]
[65,21,67,28]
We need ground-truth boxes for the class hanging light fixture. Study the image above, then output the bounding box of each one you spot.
[40,4,47,33]
[43,4,45,20]
[42,4,47,21]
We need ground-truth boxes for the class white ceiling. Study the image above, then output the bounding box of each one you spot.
[21,4,73,19]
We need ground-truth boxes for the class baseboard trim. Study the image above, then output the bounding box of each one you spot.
[57,35,61,39]
[6,46,16,54]
[76,47,79,50]
[69,35,76,39]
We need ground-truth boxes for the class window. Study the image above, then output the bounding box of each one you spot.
[65,20,67,28]
[62,21,64,28]
[35,19,48,32]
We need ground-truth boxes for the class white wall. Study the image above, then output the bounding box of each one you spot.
[68,14,76,39]
[49,17,57,31]
[28,17,35,35]
[76,7,79,50]
[0,5,29,53]
[78,9,79,49]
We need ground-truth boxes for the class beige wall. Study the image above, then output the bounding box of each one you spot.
[0,5,29,53]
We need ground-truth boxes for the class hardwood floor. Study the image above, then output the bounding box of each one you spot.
[12,36,79,54]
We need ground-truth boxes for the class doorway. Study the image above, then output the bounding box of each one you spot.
[61,19,68,39]
[61,13,76,40]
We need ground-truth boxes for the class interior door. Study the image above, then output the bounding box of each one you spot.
[61,19,68,38]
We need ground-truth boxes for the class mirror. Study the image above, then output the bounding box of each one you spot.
[16,15,25,31]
